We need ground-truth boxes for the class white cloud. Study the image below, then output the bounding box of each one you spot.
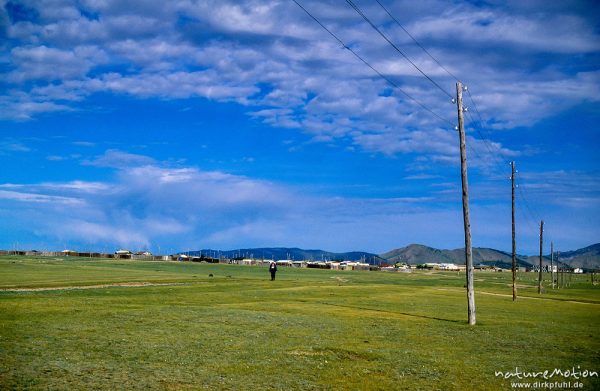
[0,95,74,120]
[83,149,155,168]
[7,45,106,82]
[0,148,597,253]
[0,149,453,251]
[0,140,31,153]
[0,180,108,192]
[0,189,84,205]
[412,8,600,54]
[0,0,597,193]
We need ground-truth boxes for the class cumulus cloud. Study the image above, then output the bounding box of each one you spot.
[7,45,106,82]
[1,0,597,160]
[0,150,300,249]
[412,7,600,54]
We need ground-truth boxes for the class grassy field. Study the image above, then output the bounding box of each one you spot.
[1,256,598,390]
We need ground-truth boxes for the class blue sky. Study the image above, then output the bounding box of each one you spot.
[0,0,598,255]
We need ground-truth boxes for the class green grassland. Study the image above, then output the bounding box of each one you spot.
[1,256,599,390]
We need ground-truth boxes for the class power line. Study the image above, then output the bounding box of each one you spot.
[374,0,459,81]
[375,0,504,182]
[300,2,558,279]
[344,0,454,100]
[369,0,514,178]
[463,104,553,248]
[291,0,454,127]
[294,0,544,239]
[462,121,489,171]
[466,87,505,163]
[372,0,515,182]
[464,107,509,177]
[515,173,543,222]
[464,88,525,184]
[463,112,497,169]
[462,87,553,246]
[514,194,554,254]
[373,0,512,174]
[515,189,542,240]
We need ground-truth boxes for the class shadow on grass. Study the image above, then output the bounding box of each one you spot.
[312,301,465,324]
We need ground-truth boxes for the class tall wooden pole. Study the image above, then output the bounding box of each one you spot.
[559,252,563,288]
[511,161,517,301]
[538,220,544,294]
[456,81,476,325]
[550,241,554,289]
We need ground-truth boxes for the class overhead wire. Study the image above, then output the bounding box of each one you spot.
[365,0,510,178]
[510,152,551,247]
[297,0,554,253]
[344,0,454,100]
[515,196,545,250]
[368,0,510,180]
[464,108,509,179]
[515,172,554,249]
[515,174,543,223]
[516,185,540,226]
[462,87,554,252]
[464,109,551,253]
[294,0,555,254]
[367,0,519,202]
[291,0,454,127]
[462,117,489,172]
[371,0,513,178]
[465,88,511,173]
[348,0,503,187]
[464,88,545,246]
[373,0,459,81]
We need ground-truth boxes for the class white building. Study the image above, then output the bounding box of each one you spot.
[439,263,459,271]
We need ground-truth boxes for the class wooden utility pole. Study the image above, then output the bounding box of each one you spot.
[559,252,563,288]
[538,220,544,294]
[456,81,476,325]
[559,266,563,288]
[511,161,517,301]
[550,241,554,289]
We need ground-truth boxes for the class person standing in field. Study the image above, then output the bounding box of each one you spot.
[269,261,277,281]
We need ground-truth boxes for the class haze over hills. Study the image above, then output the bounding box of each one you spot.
[555,243,600,269]
[379,244,591,269]
[189,243,600,270]
[379,243,600,269]
[380,244,531,269]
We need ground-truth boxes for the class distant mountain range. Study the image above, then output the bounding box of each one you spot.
[554,243,600,269]
[382,243,600,269]
[188,243,600,270]
[380,244,528,269]
[382,243,600,270]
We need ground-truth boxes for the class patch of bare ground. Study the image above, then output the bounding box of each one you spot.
[436,288,598,305]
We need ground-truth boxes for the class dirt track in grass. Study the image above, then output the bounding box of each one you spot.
[0,282,185,292]
[436,287,599,305]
